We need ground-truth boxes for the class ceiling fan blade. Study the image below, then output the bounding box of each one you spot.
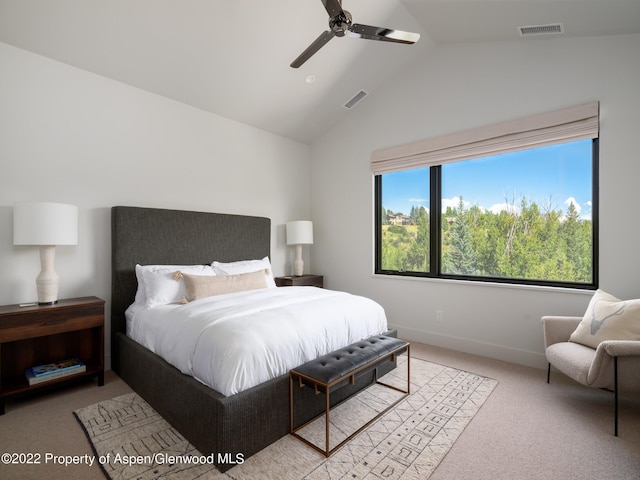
[321,0,344,17]
[290,30,335,68]
[348,23,420,44]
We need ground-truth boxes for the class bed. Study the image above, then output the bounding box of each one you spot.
[111,206,398,471]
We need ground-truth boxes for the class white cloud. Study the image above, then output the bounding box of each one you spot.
[441,196,470,213]
[564,197,581,214]
[560,197,593,221]
[488,202,520,215]
[581,200,593,221]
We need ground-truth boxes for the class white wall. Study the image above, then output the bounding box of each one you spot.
[0,42,312,367]
[310,34,640,368]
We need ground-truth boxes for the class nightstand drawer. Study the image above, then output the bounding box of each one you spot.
[0,314,103,343]
[275,275,324,288]
[0,301,104,342]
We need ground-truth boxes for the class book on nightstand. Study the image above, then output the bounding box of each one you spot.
[25,358,86,385]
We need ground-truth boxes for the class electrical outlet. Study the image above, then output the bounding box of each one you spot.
[436,310,443,322]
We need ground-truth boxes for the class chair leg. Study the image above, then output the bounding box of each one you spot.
[614,356,618,437]
[547,363,551,384]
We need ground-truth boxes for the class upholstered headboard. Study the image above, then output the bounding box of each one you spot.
[111,206,271,339]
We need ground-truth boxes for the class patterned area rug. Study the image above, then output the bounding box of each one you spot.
[74,357,496,480]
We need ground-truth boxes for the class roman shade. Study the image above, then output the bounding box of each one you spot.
[371,102,599,175]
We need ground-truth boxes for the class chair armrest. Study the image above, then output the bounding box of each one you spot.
[600,340,640,357]
[541,316,582,347]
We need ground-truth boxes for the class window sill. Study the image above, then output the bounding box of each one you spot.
[371,272,595,296]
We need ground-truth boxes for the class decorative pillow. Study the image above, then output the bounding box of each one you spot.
[569,289,640,349]
[211,256,276,288]
[136,264,215,307]
[181,270,268,301]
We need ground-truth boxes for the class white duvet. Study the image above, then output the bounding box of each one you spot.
[126,286,388,396]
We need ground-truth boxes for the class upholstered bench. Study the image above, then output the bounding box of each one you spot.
[289,335,410,456]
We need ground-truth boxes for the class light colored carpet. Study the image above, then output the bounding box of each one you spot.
[3,341,638,480]
[73,356,496,480]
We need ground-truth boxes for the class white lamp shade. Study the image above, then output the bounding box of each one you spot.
[286,221,313,245]
[14,202,78,245]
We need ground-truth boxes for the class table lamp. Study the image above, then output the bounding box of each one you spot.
[286,221,313,276]
[13,202,78,304]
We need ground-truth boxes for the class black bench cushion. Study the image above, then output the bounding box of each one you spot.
[292,335,408,386]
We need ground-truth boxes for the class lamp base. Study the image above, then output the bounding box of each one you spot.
[293,244,304,276]
[36,245,60,305]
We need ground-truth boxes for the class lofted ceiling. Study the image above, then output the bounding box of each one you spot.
[0,0,638,144]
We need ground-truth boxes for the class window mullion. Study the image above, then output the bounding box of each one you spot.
[591,138,599,286]
[374,175,383,273]
[430,166,441,276]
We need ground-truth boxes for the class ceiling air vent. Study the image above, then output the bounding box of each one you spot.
[518,23,564,37]
[344,90,368,109]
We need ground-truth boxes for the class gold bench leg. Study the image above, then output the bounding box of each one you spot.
[325,385,331,455]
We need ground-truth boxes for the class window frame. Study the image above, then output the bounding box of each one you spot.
[374,139,599,290]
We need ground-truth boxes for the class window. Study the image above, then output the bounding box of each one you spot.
[379,166,431,273]
[373,103,599,288]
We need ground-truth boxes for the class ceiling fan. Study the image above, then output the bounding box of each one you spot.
[290,0,420,68]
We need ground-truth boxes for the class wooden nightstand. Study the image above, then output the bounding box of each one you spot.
[0,296,105,414]
[275,275,324,288]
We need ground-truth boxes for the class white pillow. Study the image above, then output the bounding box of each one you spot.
[211,256,276,288]
[133,266,147,305]
[569,289,640,349]
[136,264,216,307]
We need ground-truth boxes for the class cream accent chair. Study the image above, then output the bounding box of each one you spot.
[542,315,640,436]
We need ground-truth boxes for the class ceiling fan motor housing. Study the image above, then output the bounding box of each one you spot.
[330,10,352,36]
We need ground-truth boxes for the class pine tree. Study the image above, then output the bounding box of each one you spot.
[406,206,430,271]
[449,197,477,275]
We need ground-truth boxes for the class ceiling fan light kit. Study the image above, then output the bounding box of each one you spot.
[291,0,420,68]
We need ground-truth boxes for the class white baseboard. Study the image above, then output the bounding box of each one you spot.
[390,324,547,370]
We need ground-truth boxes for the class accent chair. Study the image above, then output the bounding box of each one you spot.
[542,313,640,436]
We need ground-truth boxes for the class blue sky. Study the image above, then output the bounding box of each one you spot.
[382,139,593,220]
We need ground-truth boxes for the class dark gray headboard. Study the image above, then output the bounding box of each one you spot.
[111,206,271,338]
